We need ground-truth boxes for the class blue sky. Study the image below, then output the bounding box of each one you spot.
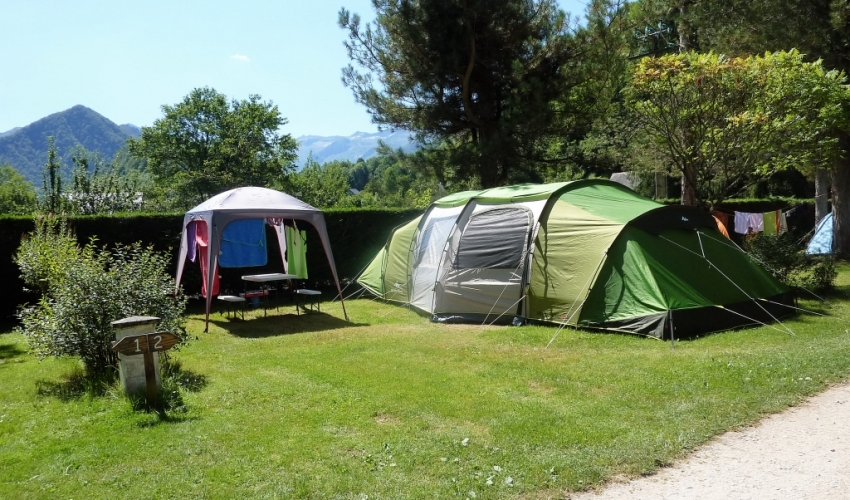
[1,0,589,138]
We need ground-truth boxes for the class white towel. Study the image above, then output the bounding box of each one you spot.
[734,212,750,234]
[748,213,764,232]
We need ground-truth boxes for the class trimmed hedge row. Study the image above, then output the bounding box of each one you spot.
[0,199,818,324]
[0,209,421,323]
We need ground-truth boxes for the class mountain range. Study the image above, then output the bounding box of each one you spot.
[0,106,419,186]
[295,129,418,166]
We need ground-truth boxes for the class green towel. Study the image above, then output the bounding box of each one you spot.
[286,226,308,279]
[763,210,777,236]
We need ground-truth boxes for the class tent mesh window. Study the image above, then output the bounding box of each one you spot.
[454,208,531,269]
[415,215,458,266]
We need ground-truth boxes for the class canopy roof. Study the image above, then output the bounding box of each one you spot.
[187,186,319,214]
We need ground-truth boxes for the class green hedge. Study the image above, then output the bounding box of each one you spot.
[0,199,819,324]
[0,209,421,323]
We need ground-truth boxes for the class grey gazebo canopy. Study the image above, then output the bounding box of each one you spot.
[175,186,348,330]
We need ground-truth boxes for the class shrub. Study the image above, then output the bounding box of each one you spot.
[15,217,188,376]
[744,233,836,292]
[14,215,80,296]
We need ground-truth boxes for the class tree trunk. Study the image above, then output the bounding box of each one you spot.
[680,165,697,206]
[475,125,504,188]
[677,1,696,206]
[815,168,829,224]
[655,172,668,199]
[831,164,850,257]
[677,1,694,53]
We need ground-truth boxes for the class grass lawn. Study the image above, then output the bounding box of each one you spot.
[2,263,849,499]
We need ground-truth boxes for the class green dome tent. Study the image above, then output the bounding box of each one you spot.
[357,180,794,338]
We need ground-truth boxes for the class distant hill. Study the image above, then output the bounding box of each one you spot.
[118,123,141,139]
[296,129,418,167]
[0,105,137,186]
[0,127,22,138]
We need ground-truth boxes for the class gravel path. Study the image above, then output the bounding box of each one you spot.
[569,382,850,500]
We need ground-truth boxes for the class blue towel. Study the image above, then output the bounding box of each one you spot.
[806,213,834,255]
[219,218,267,267]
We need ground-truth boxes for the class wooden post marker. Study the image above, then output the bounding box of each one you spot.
[112,331,180,407]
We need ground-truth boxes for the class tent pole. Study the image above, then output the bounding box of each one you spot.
[668,310,675,349]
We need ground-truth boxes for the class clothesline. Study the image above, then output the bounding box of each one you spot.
[712,202,810,218]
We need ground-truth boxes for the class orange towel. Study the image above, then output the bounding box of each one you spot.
[713,215,730,239]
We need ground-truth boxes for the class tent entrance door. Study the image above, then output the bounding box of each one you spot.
[435,268,523,317]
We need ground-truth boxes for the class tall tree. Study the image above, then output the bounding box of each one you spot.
[637,0,850,254]
[339,0,627,188]
[128,87,298,205]
[41,136,64,214]
[625,50,850,208]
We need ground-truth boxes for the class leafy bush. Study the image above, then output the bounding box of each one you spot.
[14,215,80,296]
[15,217,188,376]
[744,233,836,292]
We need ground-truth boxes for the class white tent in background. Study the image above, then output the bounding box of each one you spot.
[175,186,348,331]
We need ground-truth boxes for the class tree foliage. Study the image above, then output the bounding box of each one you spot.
[0,164,37,215]
[67,147,149,215]
[283,155,356,209]
[282,150,441,210]
[339,0,628,187]
[624,50,850,207]
[128,87,297,206]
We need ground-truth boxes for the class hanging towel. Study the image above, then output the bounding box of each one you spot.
[748,213,764,233]
[267,218,288,273]
[763,211,777,236]
[712,211,729,227]
[219,218,268,268]
[734,212,750,234]
[778,211,788,235]
[187,220,198,262]
[195,221,219,298]
[713,215,730,239]
[286,225,308,279]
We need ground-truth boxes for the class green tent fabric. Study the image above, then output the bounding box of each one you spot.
[359,216,421,301]
[357,180,794,338]
[286,226,308,279]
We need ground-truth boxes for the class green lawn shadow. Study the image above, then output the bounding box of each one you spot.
[0,342,25,361]
[210,311,362,338]
[36,369,118,401]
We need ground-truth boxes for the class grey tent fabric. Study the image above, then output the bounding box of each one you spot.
[174,186,348,330]
[455,208,531,269]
